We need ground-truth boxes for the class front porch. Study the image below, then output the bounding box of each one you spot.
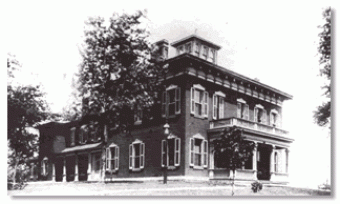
[207,119,291,183]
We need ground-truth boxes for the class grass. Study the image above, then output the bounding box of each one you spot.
[8,180,331,196]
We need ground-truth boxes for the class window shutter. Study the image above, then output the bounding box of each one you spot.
[277,113,281,128]
[189,138,194,167]
[162,92,166,118]
[213,95,217,120]
[140,143,145,169]
[190,87,195,114]
[115,146,119,170]
[244,104,249,120]
[203,140,208,168]
[237,103,242,118]
[262,109,267,124]
[129,144,132,170]
[175,87,181,114]
[161,140,166,167]
[106,148,110,170]
[175,138,181,166]
[203,91,208,118]
[219,97,224,119]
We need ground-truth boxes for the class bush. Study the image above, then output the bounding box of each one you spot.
[251,181,263,193]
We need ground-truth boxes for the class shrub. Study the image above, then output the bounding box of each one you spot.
[251,181,263,193]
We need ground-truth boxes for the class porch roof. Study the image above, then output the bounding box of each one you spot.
[59,143,102,154]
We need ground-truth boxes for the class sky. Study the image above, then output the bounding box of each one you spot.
[3,0,336,189]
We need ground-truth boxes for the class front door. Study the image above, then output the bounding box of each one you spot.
[257,146,270,180]
[78,154,88,181]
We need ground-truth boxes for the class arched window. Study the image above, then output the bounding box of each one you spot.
[189,134,208,168]
[106,143,119,172]
[161,135,181,168]
[129,139,145,171]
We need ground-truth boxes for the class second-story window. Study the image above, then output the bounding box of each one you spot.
[270,109,279,127]
[254,104,267,124]
[213,91,225,120]
[134,107,143,125]
[161,136,181,168]
[237,98,249,120]
[79,125,88,144]
[190,84,208,118]
[162,85,181,118]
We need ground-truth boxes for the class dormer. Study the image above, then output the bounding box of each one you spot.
[171,35,221,64]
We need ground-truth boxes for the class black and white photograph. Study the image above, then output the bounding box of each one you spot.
[5,0,334,198]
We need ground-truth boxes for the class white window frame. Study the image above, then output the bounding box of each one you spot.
[202,46,208,59]
[162,85,181,118]
[161,135,181,168]
[194,42,200,56]
[270,109,279,127]
[254,104,267,124]
[189,134,208,169]
[106,144,119,172]
[185,42,192,54]
[208,48,215,63]
[70,127,76,146]
[213,91,225,120]
[190,84,208,118]
[129,139,145,171]
[237,98,249,120]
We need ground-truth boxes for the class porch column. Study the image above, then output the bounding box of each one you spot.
[30,163,34,180]
[87,152,92,181]
[209,143,214,179]
[52,163,56,182]
[62,157,67,182]
[286,149,289,174]
[101,150,105,181]
[252,142,258,180]
[270,145,276,181]
[74,154,79,182]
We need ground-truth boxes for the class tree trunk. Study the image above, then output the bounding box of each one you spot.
[12,159,19,184]
[232,169,235,196]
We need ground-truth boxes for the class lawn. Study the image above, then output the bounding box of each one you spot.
[7,180,331,196]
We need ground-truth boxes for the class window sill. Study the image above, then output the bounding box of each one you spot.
[162,166,179,170]
[190,166,207,170]
[105,170,118,174]
[190,113,208,120]
[130,168,144,172]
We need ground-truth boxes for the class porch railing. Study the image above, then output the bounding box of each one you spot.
[209,117,289,136]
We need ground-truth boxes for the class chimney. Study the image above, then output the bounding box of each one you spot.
[152,39,169,61]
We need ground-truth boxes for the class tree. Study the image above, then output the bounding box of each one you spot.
[79,10,166,131]
[7,54,48,183]
[314,7,331,127]
[78,10,167,180]
[212,126,255,196]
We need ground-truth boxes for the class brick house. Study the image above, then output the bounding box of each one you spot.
[35,35,293,183]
